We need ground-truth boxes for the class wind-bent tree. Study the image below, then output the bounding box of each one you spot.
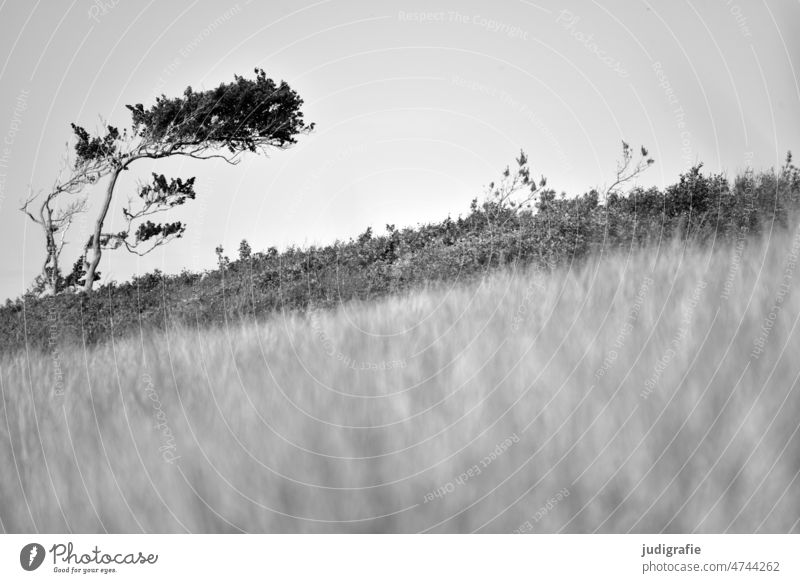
[27,67,313,293]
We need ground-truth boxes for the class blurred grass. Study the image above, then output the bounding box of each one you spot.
[2,225,799,533]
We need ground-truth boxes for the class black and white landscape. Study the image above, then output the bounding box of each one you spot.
[0,0,799,534]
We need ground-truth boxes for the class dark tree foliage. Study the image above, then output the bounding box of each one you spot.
[91,173,200,255]
[238,239,252,261]
[71,124,122,164]
[124,68,312,154]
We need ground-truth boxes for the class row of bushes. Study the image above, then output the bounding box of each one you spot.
[2,154,799,354]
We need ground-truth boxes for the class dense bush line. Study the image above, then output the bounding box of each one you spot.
[2,155,799,354]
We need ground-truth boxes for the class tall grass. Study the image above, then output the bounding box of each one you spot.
[2,225,799,533]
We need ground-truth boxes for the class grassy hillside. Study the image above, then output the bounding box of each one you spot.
[2,156,799,353]
[2,224,799,533]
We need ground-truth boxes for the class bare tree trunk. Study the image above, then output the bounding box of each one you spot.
[82,167,122,292]
[35,202,58,295]
[51,245,59,294]
[44,205,59,294]
[45,230,58,294]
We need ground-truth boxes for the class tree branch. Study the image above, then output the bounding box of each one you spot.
[604,141,654,201]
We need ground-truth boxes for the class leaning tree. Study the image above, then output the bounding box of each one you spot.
[22,67,313,293]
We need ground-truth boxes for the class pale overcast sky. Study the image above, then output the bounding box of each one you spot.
[0,0,798,300]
